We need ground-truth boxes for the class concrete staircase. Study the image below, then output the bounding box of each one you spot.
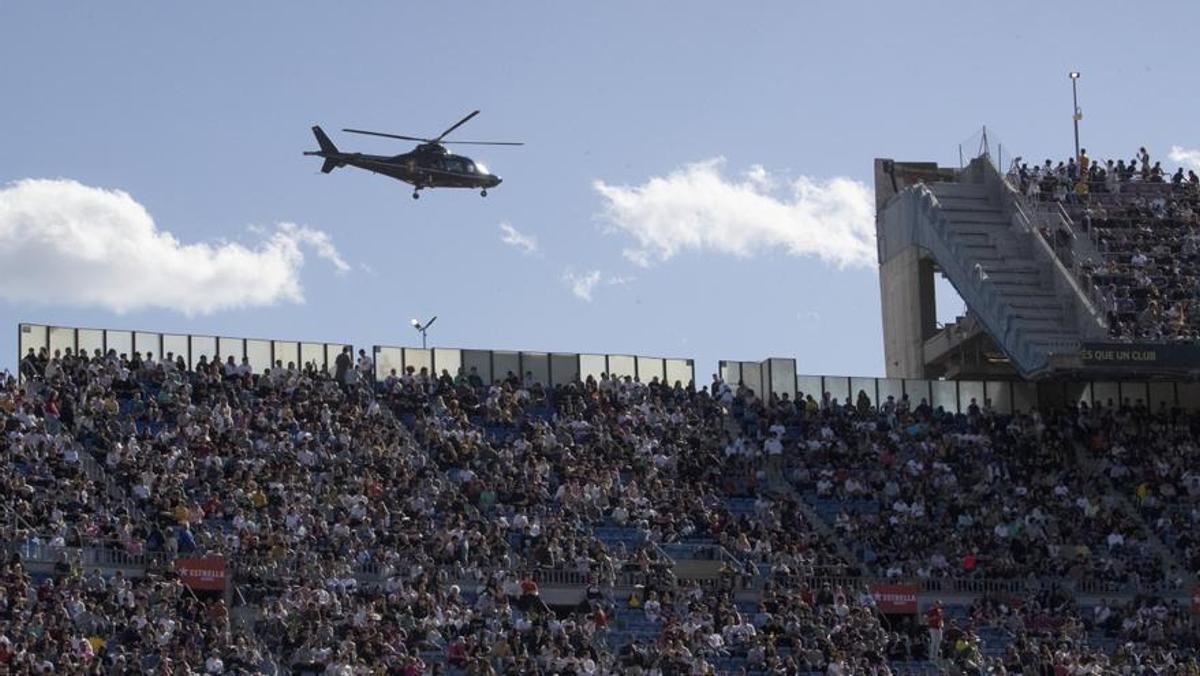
[879,156,1105,376]
[926,181,1080,370]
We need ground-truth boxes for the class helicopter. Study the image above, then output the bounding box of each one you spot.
[304,110,522,199]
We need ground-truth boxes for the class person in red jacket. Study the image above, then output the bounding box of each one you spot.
[926,600,945,660]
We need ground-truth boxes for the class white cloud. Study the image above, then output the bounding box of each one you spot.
[0,178,349,315]
[499,221,538,254]
[564,270,601,302]
[593,158,875,269]
[1169,146,1200,171]
[562,270,634,302]
[277,222,349,273]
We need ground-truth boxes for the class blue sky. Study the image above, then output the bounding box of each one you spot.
[3,1,1199,378]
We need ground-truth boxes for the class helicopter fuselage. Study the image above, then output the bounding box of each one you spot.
[308,146,501,191]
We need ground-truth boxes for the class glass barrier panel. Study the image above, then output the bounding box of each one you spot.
[740,362,763,397]
[637,356,665,385]
[550,354,579,386]
[461,350,492,386]
[958,381,985,414]
[433,348,462,381]
[1092,382,1119,410]
[326,345,348,375]
[879,378,904,409]
[1012,382,1037,413]
[300,343,323,372]
[769,359,797,399]
[1119,382,1148,408]
[720,361,741,387]
[374,347,403,382]
[246,340,271,374]
[403,348,433,377]
[106,330,134,360]
[932,380,958,413]
[904,380,932,407]
[851,377,877,408]
[135,332,161,360]
[492,351,520,383]
[49,327,75,356]
[796,376,823,403]
[985,381,1013,415]
[580,354,607,382]
[218,337,244,364]
[1149,382,1176,411]
[1178,383,1200,411]
[1062,382,1091,409]
[665,359,693,388]
[608,354,636,379]
[273,341,299,371]
[190,335,216,368]
[163,335,189,366]
[823,376,850,406]
[521,352,550,386]
[19,324,48,360]
[78,329,104,358]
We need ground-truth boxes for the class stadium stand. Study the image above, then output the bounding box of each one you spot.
[1009,148,1200,344]
[876,146,1200,381]
[4,323,1199,674]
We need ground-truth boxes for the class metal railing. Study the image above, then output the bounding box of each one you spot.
[4,540,171,569]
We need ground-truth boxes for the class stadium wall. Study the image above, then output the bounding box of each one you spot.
[18,322,349,376]
[372,344,694,388]
[15,322,695,389]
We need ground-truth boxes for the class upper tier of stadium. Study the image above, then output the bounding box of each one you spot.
[875,147,1200,381]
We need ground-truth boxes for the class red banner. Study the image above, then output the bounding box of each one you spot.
[175,556,226,591]
[871,583,918,613]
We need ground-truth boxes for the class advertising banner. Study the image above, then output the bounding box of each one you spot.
[871,583,919,613]
[175,556,226,592]
[1080,343,1200,370]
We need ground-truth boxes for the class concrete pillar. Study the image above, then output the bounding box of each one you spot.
[879,248,937,378]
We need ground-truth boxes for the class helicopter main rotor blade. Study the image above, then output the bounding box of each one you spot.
[431,110,480,144]
[440,140,525,146]
[342,128,430,142]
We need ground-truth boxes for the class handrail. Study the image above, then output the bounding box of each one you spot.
[1038,198,1113,326]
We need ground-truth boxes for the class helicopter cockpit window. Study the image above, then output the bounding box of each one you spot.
[473,161,488,175]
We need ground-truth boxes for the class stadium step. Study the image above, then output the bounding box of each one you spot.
[940,209,1010,225]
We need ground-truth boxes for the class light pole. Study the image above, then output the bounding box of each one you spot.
[410,316,437,349]
[1069,71,1081,162]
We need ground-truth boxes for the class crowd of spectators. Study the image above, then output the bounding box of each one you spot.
[1009,147,1200,342]
[2,345,1199,673]
[1087,401,1200,581]
[963,590,1200,674]
[723,384,1178,590]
